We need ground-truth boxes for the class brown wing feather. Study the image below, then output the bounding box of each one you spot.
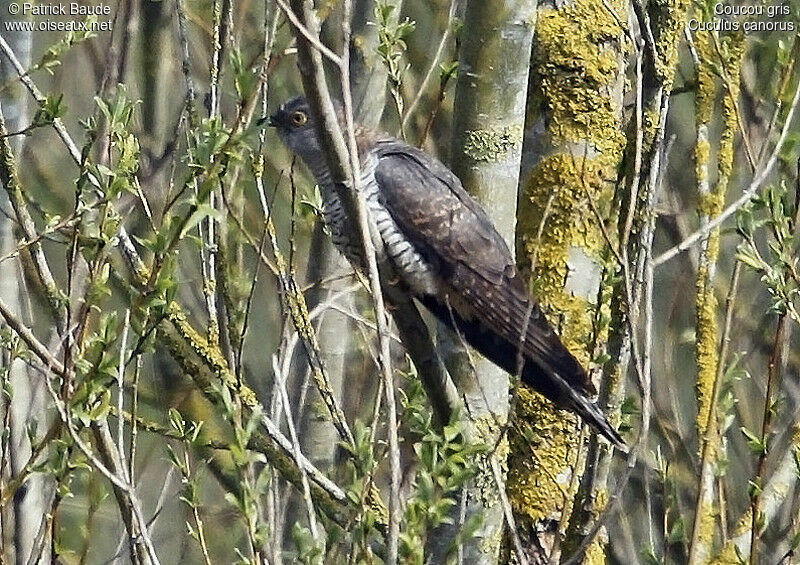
[373,140,595,396]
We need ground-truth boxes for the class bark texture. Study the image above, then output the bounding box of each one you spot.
[510,0,626,560]
[429,0,537,561]
[0,9,50,563]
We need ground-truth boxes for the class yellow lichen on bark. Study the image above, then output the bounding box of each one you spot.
[695,29,744,456]
[695,30,717,126]
[509,0,626,531]
[695,247,720,442]
[530,0,625,156]
[511,154,613,523]
[691,30,745,563]
[508,387,580,523]
[691,29,722,561]
[717,34,744,189]
[649,0,693,83]
[711,537,749,565]
[694,28,721,447]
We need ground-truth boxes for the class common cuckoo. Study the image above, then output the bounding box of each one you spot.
[270,95,625,450]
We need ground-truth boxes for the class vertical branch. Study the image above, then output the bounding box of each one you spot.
[277,1,408,562]
[273,355,320,539]
[687,29,745,565]
[568,0,691,557]
[200,0,225,347]
[511,0,628,559]
[749,314,789,564]
[116,309,131,483]
[339,1,401,560]
[295,0,397,484]
[431,0,536,561]
[0,23,53,556]
[348,0,400,131]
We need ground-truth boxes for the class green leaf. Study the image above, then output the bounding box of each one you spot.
[740,427,767,455]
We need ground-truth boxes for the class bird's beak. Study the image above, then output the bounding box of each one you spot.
[257,114,279,127]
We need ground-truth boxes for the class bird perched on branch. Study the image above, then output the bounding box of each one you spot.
[270,95,626,451]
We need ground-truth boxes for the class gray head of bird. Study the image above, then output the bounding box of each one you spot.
[268,95,323,163]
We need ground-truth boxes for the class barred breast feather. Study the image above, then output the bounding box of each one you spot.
[316,150,442,297]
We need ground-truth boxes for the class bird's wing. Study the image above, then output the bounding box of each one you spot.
[373,140,595,396]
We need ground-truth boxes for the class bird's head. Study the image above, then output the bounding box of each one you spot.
[268,96,321,160]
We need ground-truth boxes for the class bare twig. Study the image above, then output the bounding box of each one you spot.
[275,0,342,65]
[401,0,459,132]
[272,354,321,539]
[654,72,800,266]
[279,0,404,559]
[749,314,788,564]
[340,0,401,559]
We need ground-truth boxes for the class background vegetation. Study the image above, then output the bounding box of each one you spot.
[0,0,799,563]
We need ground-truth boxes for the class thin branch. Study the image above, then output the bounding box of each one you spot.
[275,0,342,65]
[490,456,529,565]
[116,309,131,482]
[253,159,355,448]
[749,313,788,564]
[631,0,661,79]
[272,354,321,539]
[0,29,148,280]
[281,0,404,558]
[564,93,673,565]
[654,72,800,267]
[401,0,458,132]
[339,0,401,559]
[687,262,741,562]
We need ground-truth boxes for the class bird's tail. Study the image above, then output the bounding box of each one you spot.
[420,294,628,451]
[530,364,628,453]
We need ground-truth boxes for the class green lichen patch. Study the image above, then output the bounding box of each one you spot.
[648,0,693,82]
[532,0,627,157]
[507,388,581,523]
[480,529,503,557]
[462,126,524,162]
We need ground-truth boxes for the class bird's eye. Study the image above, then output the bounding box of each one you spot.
[291,111,307,126]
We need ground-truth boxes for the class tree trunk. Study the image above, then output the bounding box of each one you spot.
[510,0,626,561]
[0,7,50,563]
[427,0,536,561]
